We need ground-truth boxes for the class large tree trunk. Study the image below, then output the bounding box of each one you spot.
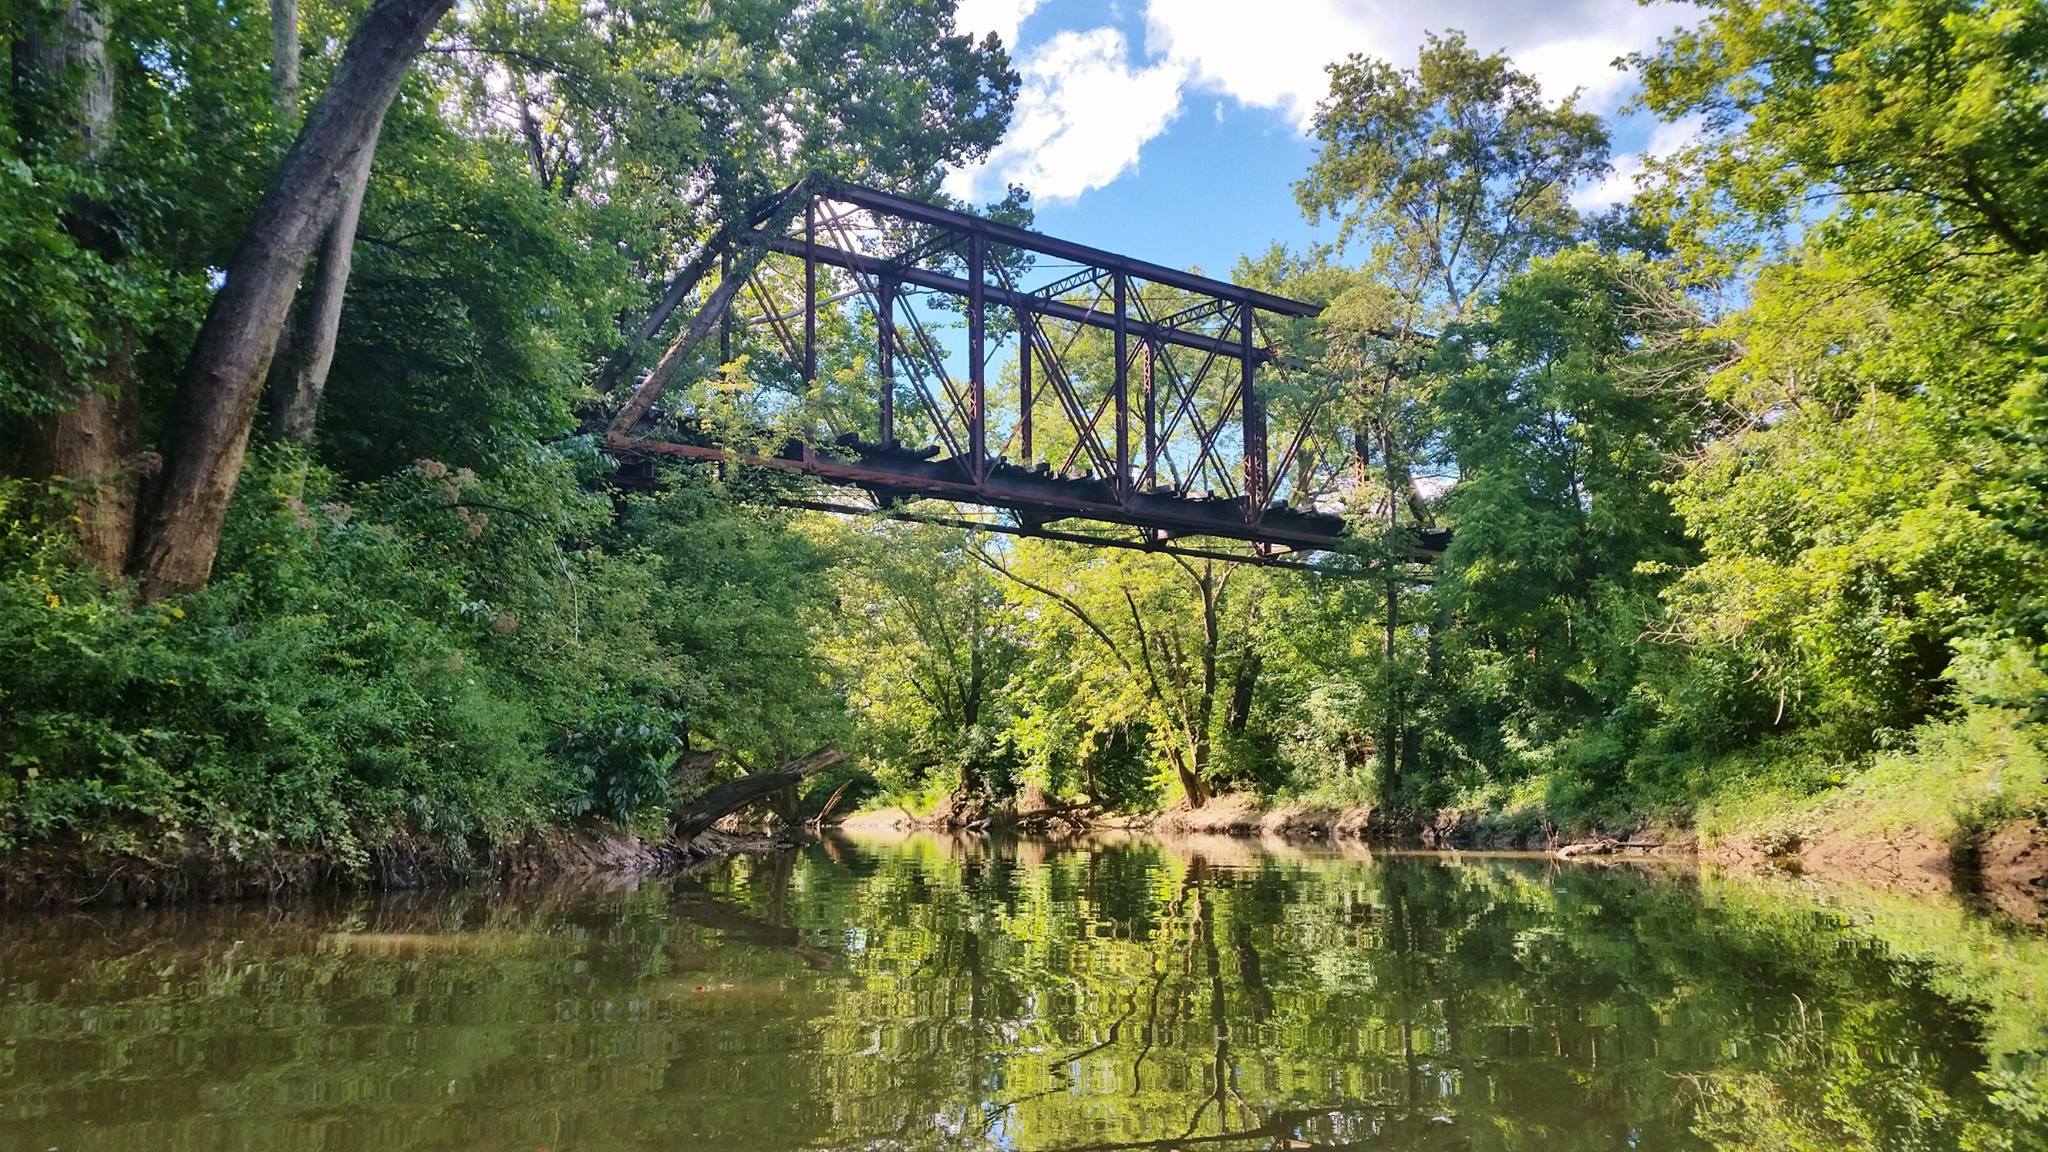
[1226,648,1260,734]
[10,0,112,155]
[669,746,843,841]
[10,0,140,577]
[17,366,141,574]
[269,0,299,110]
[268,143,372,443]
[131,0,452,600]
[265,0,369,448]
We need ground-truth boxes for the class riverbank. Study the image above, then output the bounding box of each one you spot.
[0,825,786,911]
[13,767,2044,915]
[845,789,2048,917]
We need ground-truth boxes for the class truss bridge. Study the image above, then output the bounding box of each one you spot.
[604,177,1446,571]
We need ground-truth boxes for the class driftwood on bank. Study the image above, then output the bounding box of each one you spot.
[669,745,843,841]
[807,780,854,828]
[926,786,1098,835]
[1555,838,1667,859]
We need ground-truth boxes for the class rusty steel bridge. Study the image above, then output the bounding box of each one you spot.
[603,177,1444,573]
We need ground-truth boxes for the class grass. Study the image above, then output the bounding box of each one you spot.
[1694,702,2047,850]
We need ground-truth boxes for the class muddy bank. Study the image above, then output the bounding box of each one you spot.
[0,825,785,911]
[1148,796,2046,914]
[1704,817,2048,922]
[842,785,1100,837]
[1974,820,2048,923]
[1137,793,1697,865]
[848,791,1682,858]
[851,791,2048,913]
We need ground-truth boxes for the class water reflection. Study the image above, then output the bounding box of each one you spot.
[1,832,2043,1150]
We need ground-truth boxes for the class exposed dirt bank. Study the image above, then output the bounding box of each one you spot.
[1700,817,2048,921]
[1974,820,2048,923]
[1702,827,1953,894]
[850,792,2048,914]
[0,825,785,911]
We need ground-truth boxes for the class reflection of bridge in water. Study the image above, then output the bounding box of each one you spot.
[605,177,1445,573]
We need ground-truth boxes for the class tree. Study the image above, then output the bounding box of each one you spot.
[1662,254,2032,743]
[0,0,1029,866]
[261,0,369,447]
[1431,249,1716,795]
[619,470,847,768]
[1633,0,2048,271]
[1634,0,2048,746]
[432,0,1020,394]
[1299,31,1610,323]
[983,543,1267,808]
[1292,35,1613,795]
[132,0,454,599]
[824,522,1021,799]
[1291,29,1614,543]
[6,0,134,576]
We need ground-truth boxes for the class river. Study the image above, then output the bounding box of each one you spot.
[2,832,2044,1150]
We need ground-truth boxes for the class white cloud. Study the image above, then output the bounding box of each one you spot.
[952,0,1046,49]
[1143,0,1379,128]
[1573,112,1704,210]
[1516,33,1640,110]
[949,1,1696,202]
[1146,0,1687,120]
[947,27,1186,203]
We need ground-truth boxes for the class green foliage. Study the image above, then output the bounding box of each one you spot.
[1437,248,1707,717]
[0,0,1010,868]
[318,94,622,477]
[0,0,280,423]
[4,0,2045,866]
[617,470,847,763]
[561,697,683,824]
[1300,31,1610,318]
[1695,642,2048,845]
[0,457,564,862]
[0,444,855,862]
[1979,316,2048,714]
[821,522,1020,800]
[1634,0,2048,270]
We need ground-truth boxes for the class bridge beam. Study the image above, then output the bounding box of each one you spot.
[610,433,1353,552]
[757,233,1260,364]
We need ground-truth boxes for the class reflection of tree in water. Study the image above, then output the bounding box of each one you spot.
[0,838,2041,1150]
[776,836,2041,1151]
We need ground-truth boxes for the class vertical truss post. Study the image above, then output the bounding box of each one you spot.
[803,195,817,384]
[968,233,987,481]
[1142,342,1156,494]
[878,275,895,447]
[1241,303,1264,518]
[1113,272,1129,502]
[1018,306,1033,464]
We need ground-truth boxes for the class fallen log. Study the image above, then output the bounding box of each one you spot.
[1014,799,1099,836]
[670,745,843,841]
[1555,838,1667,859]
[1556,839,1619,859]
[808,779,854,828]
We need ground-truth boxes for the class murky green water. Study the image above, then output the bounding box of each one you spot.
[2,833,2045,1151]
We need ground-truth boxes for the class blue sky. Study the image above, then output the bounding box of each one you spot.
[944,0,1704,279]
